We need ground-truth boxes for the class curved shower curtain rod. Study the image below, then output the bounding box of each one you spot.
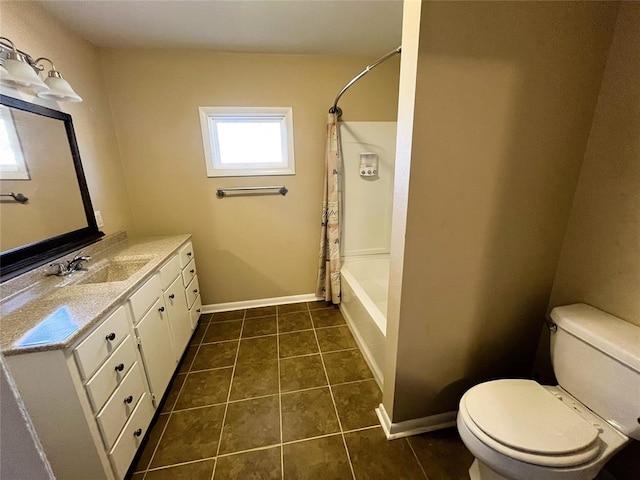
[329,46,402,116]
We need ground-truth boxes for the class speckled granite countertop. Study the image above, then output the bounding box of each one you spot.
[0,232,191,356]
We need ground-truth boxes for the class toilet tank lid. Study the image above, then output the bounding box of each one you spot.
[550,304,640,372]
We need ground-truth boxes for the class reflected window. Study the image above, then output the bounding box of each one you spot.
[0,107,29,180]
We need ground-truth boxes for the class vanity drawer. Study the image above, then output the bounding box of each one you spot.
[185,275,200,308]
[129,274,161,324]
[86,335,137,412]
[109,392,154,480]
[190,294,202,329]
[178,242,194,269]
[181,258,197,287]
[74,306,130,380]
[159,255,181,291]
[97,363,146,450]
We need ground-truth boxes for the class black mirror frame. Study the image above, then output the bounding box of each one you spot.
[0,94,104,281]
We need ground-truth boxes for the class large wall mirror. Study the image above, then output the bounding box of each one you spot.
[0,94,103,280]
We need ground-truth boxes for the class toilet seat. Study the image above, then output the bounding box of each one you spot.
[460,380,602,468]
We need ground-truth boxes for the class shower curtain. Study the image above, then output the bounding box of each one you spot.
[315,112,342,304]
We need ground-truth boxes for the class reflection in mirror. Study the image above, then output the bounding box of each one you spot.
[0,105,87,250]
[0,95,103,280]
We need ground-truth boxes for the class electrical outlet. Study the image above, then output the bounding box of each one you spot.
[94,210,104,228]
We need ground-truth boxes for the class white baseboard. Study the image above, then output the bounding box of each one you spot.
[202,293,322,313]
[376,403,457,440]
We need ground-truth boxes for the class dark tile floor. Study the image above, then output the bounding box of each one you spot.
[128,302,473,480]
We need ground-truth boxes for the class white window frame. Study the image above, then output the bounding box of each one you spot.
[199,106,295,177]
[0,107,30,180]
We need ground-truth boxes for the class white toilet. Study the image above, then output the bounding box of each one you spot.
[457,303,639,480]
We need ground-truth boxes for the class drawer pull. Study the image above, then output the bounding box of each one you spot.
[190,269,195,274]
[158,306,165,312]
[134,428,143,437]
[169,294,175,299]
[187,252,192,257]
[196,309,201,313]
[105,332,116,341]
[115,363,125,372]
[193,289,198,294]
[124,395,134,404]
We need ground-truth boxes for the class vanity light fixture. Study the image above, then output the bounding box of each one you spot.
[0,37,82,102]
[35,58,82,103]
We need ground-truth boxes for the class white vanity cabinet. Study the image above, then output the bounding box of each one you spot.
[134,296,175,403]
[179,241,202,328]
[164,276,192,359]
[158,251,194,361]
[4,237,201,480]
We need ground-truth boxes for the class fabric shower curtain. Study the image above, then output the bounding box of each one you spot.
[315,112,342,304]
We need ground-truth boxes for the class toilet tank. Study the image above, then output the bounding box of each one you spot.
[550,304,640,440]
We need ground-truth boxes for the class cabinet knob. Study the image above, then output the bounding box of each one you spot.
[169,294,175,299]
[190,269,195,274]
[196,309,201,313]
[159,306,165,312]
[105,332,116,341]
[193,289,198,294]
[115,363,125,372]
[187,252,192,257]
[124,395,134,404]
[134,428,143,437]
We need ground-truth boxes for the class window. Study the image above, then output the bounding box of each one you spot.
[0,107,29,180]
[199,107,295,177]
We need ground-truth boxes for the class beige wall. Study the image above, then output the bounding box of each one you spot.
[548,2,640,326]
[0,1,135,237]
[385,0,618,422]
[100,50,399,304]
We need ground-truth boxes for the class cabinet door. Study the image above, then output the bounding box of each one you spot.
[164,276,192,361]
[135,298,175,402]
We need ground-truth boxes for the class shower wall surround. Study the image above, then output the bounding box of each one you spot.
[340,121,397,258]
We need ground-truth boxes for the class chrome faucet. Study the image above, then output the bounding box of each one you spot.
[48,252,92,276]
[67,253,92,272]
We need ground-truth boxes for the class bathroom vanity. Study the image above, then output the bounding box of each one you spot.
[0,233,201,480]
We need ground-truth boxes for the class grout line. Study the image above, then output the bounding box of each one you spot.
[342,424,381,435]
[314,323,348,330]
[280,384,329,396]
[189,364,236,374]
[240,333,278,340]
[145,456,216,473]
[215,442,282,459]
[278,424,379,447]
[211,309,246,480]
[280,377,376,396]
[279,346,357,361]
[281,430,344,446]
[277,328,314,335]
[206,319,245,330]
[307,302,357,480]
[276,302,285,480]
[406,435,430,480]
[171,400,227,414]
[201,335,272,346]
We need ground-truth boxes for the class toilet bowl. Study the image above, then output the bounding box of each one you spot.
[457,380,628,480]
[457,304,640,480]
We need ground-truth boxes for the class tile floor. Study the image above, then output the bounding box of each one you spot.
[128,302,473,479]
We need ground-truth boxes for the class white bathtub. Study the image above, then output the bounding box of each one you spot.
[340,255,388,388]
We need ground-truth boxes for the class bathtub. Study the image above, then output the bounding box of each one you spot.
[340,255,388,388]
